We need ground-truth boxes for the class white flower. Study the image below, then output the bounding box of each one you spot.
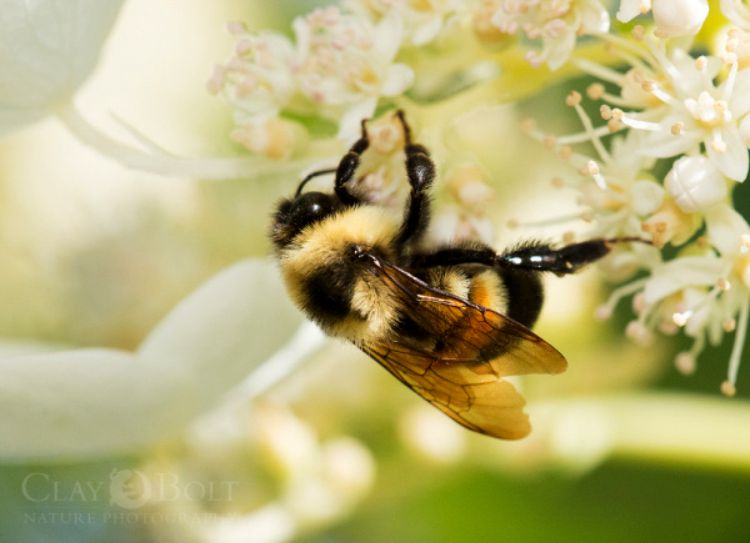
[523,101,661,242]
[0,260,303,460]
[0,0,125,136]
[611,206,750,393]
[583,44,750,182]
[491,0,610,69]
[294,7,414,139]
[617,0,709,37]
[209,27,298,120]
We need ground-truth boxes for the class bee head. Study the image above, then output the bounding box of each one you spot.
[271,191,342,249]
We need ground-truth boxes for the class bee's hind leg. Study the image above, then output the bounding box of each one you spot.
[497,237,649,276]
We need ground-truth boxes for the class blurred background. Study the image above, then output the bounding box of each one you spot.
[1,1,749,542]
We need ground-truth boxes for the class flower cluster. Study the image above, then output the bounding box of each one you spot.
[205,1,750,394]
[525,9,750,394]
[209,4,421,150]
[489,0,611,68]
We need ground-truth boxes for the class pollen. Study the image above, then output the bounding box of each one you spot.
[625,320,653,346]
[584,160,600,176]
[520,118,536,134]
[675,352,696,375]
[721,380,737,397]
[587,83,605,100]
[723,319,737,333]
[595,305,612,320]
[566,91,582,107]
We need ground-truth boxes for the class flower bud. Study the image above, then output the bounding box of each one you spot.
[665,155,727,213]
[652,0,708,37]
[231,117,306,160]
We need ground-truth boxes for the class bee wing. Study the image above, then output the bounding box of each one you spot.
[357,254,567,439]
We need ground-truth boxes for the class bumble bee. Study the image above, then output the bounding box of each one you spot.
[271,111,641,440]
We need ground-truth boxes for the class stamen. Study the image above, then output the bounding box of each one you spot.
[597,278,649,319]
[618,113,663,132]
[725,296,749,390]
[573,59,626,86]
[672,285,723,327]
[675,351,696,375]
[587,83,605,100]
[721,380,737,397]
[643,81,680,107]
[599,93,638,108]
[569,99,612,164]
[625,319,653,345]
[597,31,654,64]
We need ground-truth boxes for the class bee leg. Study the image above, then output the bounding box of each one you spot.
[409,246,497,268]
[497,237,649,276]
[394,110,435,249]
[334,119,370,206]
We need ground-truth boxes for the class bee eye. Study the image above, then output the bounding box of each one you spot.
[291,192,337,226]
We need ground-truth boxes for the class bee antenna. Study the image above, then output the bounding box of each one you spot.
[295,168,338,197]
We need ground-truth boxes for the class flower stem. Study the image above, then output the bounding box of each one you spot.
[57,103,315,180]
[534,393,750,472]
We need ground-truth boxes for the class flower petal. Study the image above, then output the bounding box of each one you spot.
[643,256,725,304]
[0,348,169,460]
[372,12,404,62]
[616,0,644,23]
[706,127,749,182]
[412,16,443,46]
[380,64,415,97]
[705,204,750,255]
[729,68,750,119]
[640,125,697,158]
[0,0,125,136]
[580,0,611,32]
[337,97,378,141]
[0,259,302,461]
[138,258,303,411]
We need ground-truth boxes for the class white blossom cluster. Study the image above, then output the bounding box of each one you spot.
[207,1,750,393]
[525,2,750,395]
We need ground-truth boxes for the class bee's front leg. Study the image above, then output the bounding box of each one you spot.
[394,110,434,250]
[334,119,371,206]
